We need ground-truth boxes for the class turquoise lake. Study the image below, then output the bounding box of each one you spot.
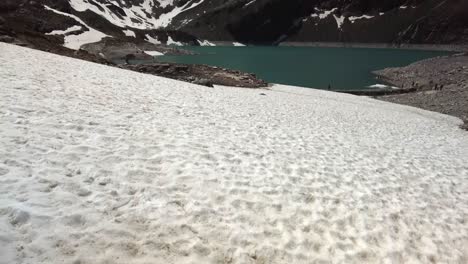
[154,46,450,91]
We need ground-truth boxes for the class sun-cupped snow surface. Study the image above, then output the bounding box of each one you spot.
[1,43,468,264]
[44,5,108,50]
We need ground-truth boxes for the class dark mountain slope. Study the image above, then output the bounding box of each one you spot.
[180,0,468,44]
[1,0,467,50]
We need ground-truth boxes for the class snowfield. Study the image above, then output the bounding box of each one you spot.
[0,43,467,263]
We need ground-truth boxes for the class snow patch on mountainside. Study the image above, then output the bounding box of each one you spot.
[244,0,257,8]
[198,39,216,46]
[349,15,374,23]
[44,5,108,50]
[233,42,246,46]
[46,25,82,36]
[153,0,205,28]
[68,0,205,29]
[145,34,162,44]
[69,0,159,29]
[157,0,176,8]
[167,36,183,46]
[308,8,375,29]
[312,8,337,19]
[310,8,346,29]
[333,14,345,29]
[123,29,136,37]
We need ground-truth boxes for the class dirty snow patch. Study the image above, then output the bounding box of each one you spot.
[144,51,164,56]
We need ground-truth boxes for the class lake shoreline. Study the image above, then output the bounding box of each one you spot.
[278,42,468,52]
[28,37,455,92]
[120,62,268,88]
[211,41,467,52]
[373,53,468,130]
[157,45,450,90]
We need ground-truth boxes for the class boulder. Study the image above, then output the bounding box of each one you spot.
[193,78,214,87]
[461,120,468,131]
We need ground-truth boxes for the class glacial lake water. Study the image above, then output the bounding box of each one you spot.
[152,46,451,90]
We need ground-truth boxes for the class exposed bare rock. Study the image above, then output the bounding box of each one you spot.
[375,53,468,130]
[121,63,268,88]
[81,38,195,61]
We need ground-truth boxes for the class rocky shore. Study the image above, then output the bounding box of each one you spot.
[280,42,468,52]
[121,63,267,88]
[0,8,267,89]
[0,34,268,89]
[374,53,468,130]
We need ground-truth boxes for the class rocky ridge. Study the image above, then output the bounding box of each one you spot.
[1,0,467,51]
[375,53,468,130]
[122,63,268,88]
